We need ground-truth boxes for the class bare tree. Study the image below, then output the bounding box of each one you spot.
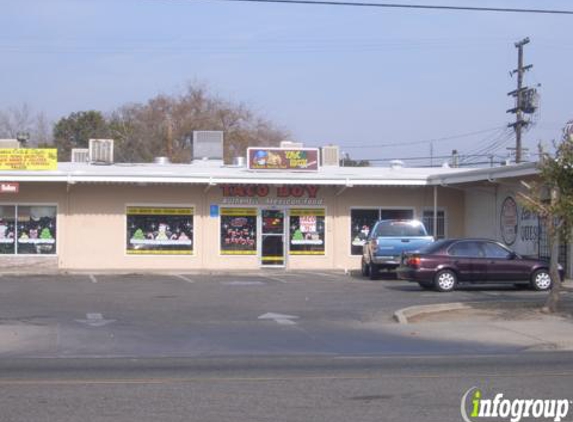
[109,83,289,163]
[0,104,54,146]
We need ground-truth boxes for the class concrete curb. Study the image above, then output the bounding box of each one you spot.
[394,302,475,324]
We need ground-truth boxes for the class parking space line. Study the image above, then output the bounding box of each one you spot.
[89,274,98,284]
[264,276,288,284]
[172,274,195,283]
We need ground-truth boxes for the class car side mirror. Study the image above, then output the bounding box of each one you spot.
[508,252,517,260]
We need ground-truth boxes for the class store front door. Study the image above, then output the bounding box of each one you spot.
[260,209,285,267]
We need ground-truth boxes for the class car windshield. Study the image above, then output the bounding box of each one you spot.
[374,221,427,237]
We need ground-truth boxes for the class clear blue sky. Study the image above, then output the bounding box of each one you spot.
[1,0,571,165]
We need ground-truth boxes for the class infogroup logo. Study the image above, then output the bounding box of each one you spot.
[461,387,571,422]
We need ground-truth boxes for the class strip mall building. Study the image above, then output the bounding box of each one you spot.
[0,145,570,277]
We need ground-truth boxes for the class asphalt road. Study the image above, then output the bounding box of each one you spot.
[1,272,572,421]
[0,271,570,357]
[1,354,573,422]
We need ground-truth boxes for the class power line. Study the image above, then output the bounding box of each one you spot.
[337,125,507,149]
[191,0,573,15]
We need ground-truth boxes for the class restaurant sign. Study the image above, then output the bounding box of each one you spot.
[0,149,58,171]
[247,148,319,171]
[220,184,324,206]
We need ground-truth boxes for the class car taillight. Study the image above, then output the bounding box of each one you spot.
[407,256,421,268]
[370,239,378,253]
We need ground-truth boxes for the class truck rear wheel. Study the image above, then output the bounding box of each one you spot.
[361,257,370,277]
[369,262,379,280]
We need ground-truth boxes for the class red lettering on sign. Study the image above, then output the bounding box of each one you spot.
[257,185,270,197]
[277,186,289,197]
[290,186,304,197]
[306,185,319,198]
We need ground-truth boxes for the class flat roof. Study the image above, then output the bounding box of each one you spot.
[0,161,538,187]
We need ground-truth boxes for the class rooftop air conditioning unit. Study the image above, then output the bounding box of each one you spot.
[71,148,89,163]
[280,141,304,149]
[193,131,224,161]
[89,139,114,164]
[321,145,340,167]
[0,139,21,149]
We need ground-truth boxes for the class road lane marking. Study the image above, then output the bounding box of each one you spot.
[172,274,195,283]
[2,371,573,386]
[75,313,116,327]
[264,276,288,284]
[222,281,265,286]
[258,312,299,325]
[89,275,98,283]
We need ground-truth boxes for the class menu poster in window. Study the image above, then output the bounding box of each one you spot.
[289,209,325,255]
[221,208,257,255]
[126,207,194,255]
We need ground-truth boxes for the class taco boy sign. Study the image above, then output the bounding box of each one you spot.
[247,148,319,171]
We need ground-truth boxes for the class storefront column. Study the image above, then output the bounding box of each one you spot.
[433,185,438,236]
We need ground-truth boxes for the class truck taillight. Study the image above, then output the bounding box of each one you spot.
[370,239,378,253]
[407,256,421,268]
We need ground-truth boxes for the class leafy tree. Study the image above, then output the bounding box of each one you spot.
[53,111,111,160]
[519,123,573,313]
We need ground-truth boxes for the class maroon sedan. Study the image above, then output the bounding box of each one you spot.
[397,238,564,292]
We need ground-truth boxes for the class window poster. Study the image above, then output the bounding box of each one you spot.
[17,206,57,254]
[0,205,16,254]
[289,209,325,255]
[220,208,257,255]
[350,209,379,255]
[126,207,194,255]
[0,205,57,255]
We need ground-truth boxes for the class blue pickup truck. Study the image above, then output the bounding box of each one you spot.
[361,219,434,279]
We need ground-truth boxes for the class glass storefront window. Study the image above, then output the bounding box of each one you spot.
[0,206,16,254]
[220,208,257,255]
[350,209,379,255]
[17,206,57,254]
[126,207,194,255]
[289,209,325,255]
[422,210,445,239]
[350,208,414,255]
[380,209,414,220]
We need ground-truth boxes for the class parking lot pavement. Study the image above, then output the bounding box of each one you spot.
[0,271,570,358]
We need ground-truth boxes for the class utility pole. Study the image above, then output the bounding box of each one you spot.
[507,37,536,164]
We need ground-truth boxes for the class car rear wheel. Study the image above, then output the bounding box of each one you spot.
[361,257,370,277]
[531,269,552,291]
[434,270,457,292]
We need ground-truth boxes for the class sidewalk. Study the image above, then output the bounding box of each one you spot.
[391,279,573,352]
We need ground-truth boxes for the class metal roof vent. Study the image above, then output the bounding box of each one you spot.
[280,140,304,148]
[71,148,89,163]
[0,139,21,148]
[89,139,114,164]
[193,131,223,161]
[231,156,246,167]
[321,145,340,167]
[390,160,405,169]
[154,156,171,165]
